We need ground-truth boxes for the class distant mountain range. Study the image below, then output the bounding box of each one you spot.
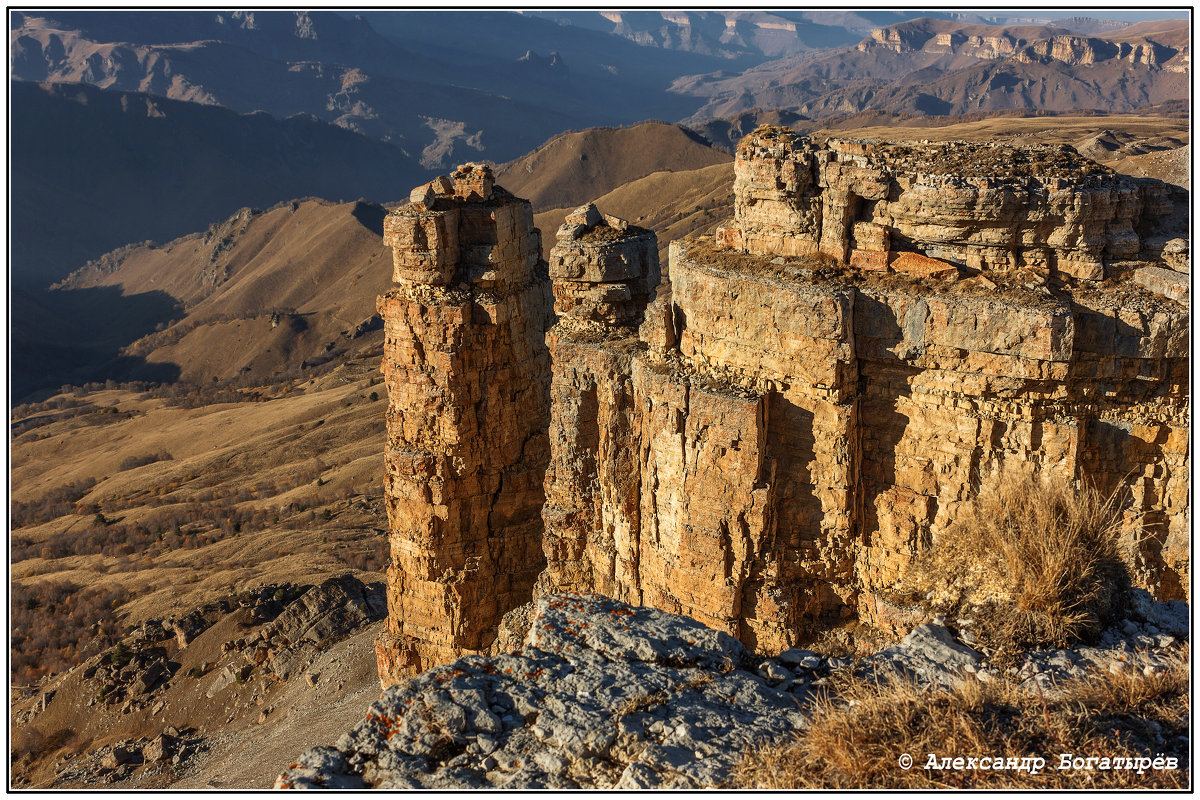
[671,17,1189,122]
[9,9,724,170]
[8,10,1190,300]
[13,10,1186,172]
[9,81,425,289]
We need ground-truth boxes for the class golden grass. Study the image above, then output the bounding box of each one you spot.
[735,655,1189,789]
[10,358,390,667]
[894,473,1131,658]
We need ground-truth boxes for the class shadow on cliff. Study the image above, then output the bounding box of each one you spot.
[11,285,183,404]
[761,395,833,630]
[852,293,924,576]
[1080,417,1181,599]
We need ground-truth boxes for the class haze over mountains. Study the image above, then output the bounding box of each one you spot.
[8,9,1191,403]
[10,81,423,288]
[672,17,1190,122]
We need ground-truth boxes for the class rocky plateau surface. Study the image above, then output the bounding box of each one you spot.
[277,591,1189,789]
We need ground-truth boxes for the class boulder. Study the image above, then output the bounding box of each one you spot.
[143,734,175,763]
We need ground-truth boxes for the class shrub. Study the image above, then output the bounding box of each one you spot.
[333,536,389,573]
[892,473,1130,657]
[11,581,127,683]
[10,478,97,528]
[118,451,173,471]
[734,656,1189,789]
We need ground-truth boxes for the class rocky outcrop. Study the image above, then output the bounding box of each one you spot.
[548,203,660,327]
[716,127,1185,280]
[279,594,812,790]
[376,164,553,685]
[279,592,1188,789]
[376,141,1188,683]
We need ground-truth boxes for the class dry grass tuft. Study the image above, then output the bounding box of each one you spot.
[734,655,1189,789]
[893,473,1130,658]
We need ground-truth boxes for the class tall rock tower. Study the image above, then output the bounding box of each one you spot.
[375,164,552,685]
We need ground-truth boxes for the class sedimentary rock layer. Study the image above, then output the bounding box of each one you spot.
[717,127,1186,280]
[542,236,1188,651]
[378,141,1188,682]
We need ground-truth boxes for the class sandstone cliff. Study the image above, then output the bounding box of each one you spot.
[376,138,1188,684]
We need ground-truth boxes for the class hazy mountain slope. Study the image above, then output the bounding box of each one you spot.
[355,9,725,124]
[10,81,423,290]
[673,18,1190,123]
[517,10,1047,60]
[9,11,582,166]
[494,121,731,212]
[533,163,735,262]
[688,109,812,152]
[48,198,394,389]
[9,9,412,71]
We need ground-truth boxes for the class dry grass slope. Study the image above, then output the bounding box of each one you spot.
[10,350,390,684]
[735,657,1189,789]
[495,121,731,212]
[534,162,734,262]
[50,198,394,386]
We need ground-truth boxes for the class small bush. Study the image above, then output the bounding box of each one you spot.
[11,581,127,683]
[118,451,173,471]
[10,478,97,528]
[893,473,1130,657]
[333,536,389,573]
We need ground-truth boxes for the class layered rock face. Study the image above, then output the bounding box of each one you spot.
[378,141,1188,682]
[548,203,660,327]
[375,164,553,685]
[716,127,1184,280]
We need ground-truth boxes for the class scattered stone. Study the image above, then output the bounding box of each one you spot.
[101,746,141,770]
[205,665,248,699]
[866,624,983,687]
[778,648,822,671]
[143,734,175,763]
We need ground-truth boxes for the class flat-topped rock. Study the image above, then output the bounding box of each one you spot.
[719,125,1187,281]
[548,204,659,326]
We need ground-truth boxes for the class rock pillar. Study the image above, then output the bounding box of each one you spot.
[538,204,660,604]
[375,164,552,686]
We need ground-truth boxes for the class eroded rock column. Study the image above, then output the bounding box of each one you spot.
[539,204,659,605]
[375,165,551,686]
